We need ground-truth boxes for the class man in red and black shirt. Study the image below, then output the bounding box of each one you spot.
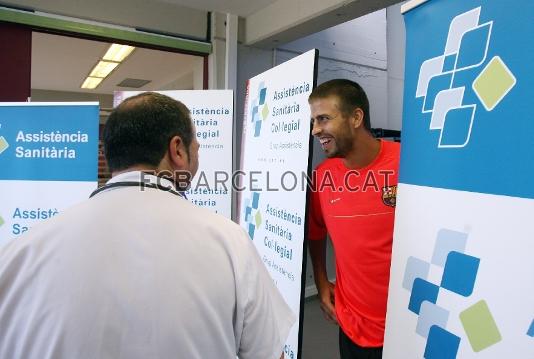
[308,79,400,359]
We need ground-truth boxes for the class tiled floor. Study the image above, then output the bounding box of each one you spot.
[301,296,340,359]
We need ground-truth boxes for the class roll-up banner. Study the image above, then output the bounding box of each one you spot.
[0,103,99,245]
[384,1,533,358]
[114,90,233,218]
[238,49,318,359]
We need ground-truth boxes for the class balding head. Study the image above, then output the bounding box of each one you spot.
[103,92,194,173]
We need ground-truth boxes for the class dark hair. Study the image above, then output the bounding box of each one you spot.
[308,79,371,130]
[103,92,193,172]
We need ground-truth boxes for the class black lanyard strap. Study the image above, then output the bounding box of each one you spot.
[89,181,186,199]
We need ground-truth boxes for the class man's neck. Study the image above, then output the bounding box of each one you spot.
[342,132,381,169]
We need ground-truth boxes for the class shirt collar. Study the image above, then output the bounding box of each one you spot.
[107,171,177,191]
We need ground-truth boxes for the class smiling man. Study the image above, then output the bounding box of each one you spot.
[307,79,400,359]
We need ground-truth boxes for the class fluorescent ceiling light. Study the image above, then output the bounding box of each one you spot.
[81,43,134,90]
[103,44,135,62]
[81,77,103,89]
[89,60,119,78]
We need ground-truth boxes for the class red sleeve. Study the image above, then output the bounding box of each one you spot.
[307,175,327,240]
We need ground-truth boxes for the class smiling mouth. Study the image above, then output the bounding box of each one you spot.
[319,137,332,149]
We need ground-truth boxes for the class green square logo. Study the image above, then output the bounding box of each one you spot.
[459,300,502,352]
[255,210,262,228]
[472,56,516,111]
[261,104,269,121]
[0,216,4,227]
[0,136,9,155]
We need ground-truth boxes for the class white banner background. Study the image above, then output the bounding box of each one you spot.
[238,49,317,359]
[114,90,233,218]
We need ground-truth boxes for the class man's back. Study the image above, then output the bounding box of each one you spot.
[0,184,293,359]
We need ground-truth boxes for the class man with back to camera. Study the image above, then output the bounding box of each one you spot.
[307,79,400,358]
[0,92,294,359]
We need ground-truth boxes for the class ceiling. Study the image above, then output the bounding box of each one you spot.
[25,0,281,97]
[155,0,279,17]
[23,0,400,97]
[31,32,202,95]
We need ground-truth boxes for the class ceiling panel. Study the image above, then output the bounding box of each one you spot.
[156,0,279,17]
[31,32,202,95]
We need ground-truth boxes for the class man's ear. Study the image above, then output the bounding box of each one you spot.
[168,135,188,170]
[350,108,365,129]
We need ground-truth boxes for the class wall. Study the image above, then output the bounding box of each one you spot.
[277,9,389,129]
[386,2,406,131]
[0,23,32,101]
[234,44,274,167]
[30,89,113,124]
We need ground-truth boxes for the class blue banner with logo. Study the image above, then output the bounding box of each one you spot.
[0,103,99,243]
[384,1,534,358]
[0,104,99,181]
[399,0,533,199]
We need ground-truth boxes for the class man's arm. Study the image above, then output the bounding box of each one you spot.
[308,237,337,323]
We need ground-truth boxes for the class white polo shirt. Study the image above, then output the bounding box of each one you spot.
[0,172,295,359]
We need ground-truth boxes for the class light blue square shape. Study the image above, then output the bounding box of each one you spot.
[431,229,468,267]
[424,73,453,112]
[252,106,259,122]
[417,301,450,338]
[245,206,252,223]
[403,256,431,291]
